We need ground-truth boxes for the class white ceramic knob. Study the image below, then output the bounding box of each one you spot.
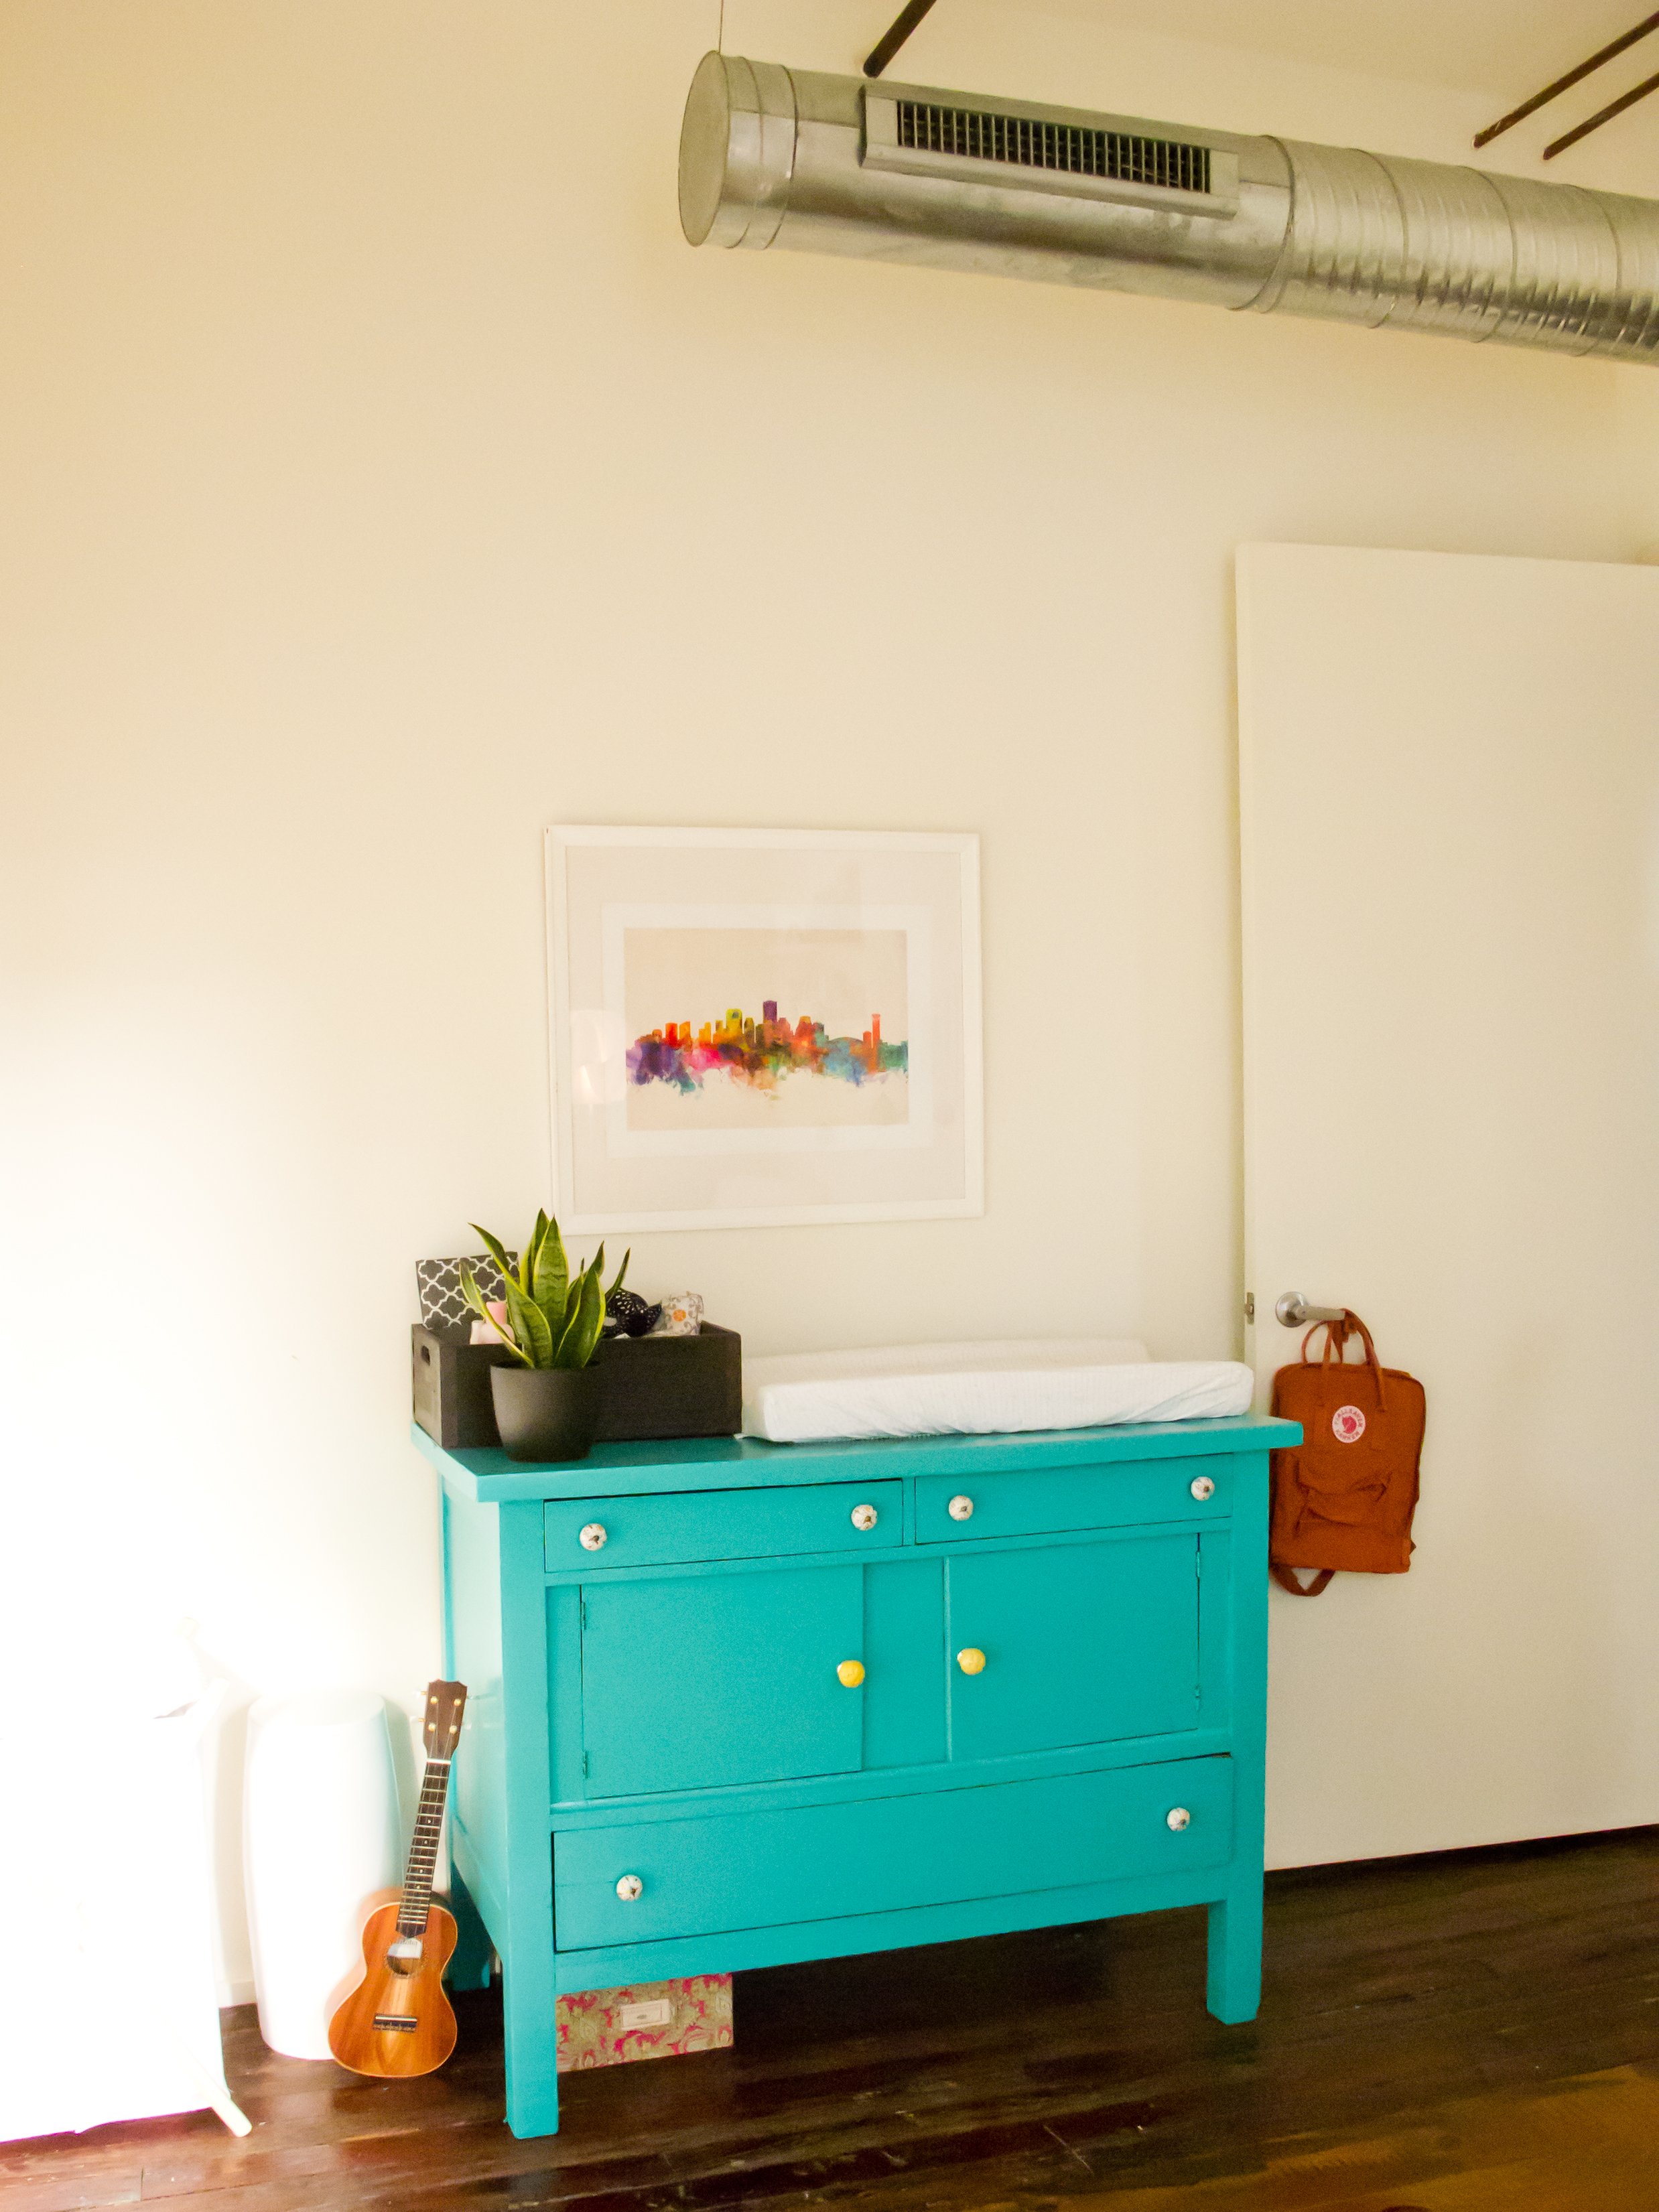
[947,1495,974,1521]
[1189,1476,1216,1502]
[850,1503,878,1531]
[1166,1807,1191,1832]
[579,1523,607,1551]
[615,1874,643,1900]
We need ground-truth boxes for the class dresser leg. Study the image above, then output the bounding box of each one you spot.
[502,1946,561,2137]
[1205,1887,1263,2023]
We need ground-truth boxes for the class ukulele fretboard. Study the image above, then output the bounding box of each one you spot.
[396,1758,453,1937]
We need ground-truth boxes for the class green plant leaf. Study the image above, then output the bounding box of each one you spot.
[503,1275,553,1369]
[460,1263,532,1365]
[531,1214,569,1326]
[563,1245,603,1330]
[554,1262,606,1370]
[521,1211,550,1296]
[469,1224,515,1294]
[606,1247,631,1298]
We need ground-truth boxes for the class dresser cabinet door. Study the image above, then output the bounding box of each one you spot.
[581,1565,864,1797]
[947,1534,1199,1762]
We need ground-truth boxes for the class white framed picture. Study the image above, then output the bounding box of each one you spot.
[545,825,983,1232]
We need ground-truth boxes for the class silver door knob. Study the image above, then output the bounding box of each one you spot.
[1166,1807,1191,1831]
[947,1495,974,1521]
[1276,1292,1346,1328]
[579,1523,607,1551]
[850,1503,878,1530]
[615,1874,643,1900]
[1189,1476,1216,1501]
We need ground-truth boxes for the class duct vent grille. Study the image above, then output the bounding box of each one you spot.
[895,100,1212,195]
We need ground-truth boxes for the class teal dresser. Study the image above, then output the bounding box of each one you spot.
[415,1411,1299,2138]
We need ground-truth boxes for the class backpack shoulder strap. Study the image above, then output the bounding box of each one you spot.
[1272,1564,1336,1597]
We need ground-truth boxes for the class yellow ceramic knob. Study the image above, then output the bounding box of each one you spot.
[837,1659,866,1687]
[956,1647,987,1675]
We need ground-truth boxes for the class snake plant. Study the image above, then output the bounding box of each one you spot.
[459,1214,628,1371]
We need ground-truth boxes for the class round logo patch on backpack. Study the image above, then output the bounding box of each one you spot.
[1331,1404,1366,1443]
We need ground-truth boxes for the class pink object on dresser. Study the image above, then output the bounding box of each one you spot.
[555,1976,732,2071]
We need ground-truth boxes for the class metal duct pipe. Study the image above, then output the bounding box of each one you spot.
[677,53,1659,364]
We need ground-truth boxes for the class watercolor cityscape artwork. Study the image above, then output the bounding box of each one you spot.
[547,825,981,1230]
[621,926,911,1132]
[628,1001,906,1095]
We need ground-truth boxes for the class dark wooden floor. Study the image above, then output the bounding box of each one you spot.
[11,1827,1657,2211]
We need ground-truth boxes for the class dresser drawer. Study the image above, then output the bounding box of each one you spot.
[554,1756,1234,1950]
[543,1479,903,1572]
[915,1456,1230,1543]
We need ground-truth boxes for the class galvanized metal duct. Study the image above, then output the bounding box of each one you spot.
[677,53,1659,364]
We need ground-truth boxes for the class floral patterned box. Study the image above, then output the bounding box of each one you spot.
[554,1975,732,2072]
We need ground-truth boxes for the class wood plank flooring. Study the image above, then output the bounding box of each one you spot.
[8,1826,1656,2211]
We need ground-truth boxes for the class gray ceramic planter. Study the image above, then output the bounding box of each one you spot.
[489,1364,601,1464]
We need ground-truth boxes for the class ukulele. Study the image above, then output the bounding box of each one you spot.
[328,1679,467,2078]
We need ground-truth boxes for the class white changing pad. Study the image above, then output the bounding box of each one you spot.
[741,1338,1255,1444]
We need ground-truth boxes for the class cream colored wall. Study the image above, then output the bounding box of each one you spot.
[2,1,1656,1995]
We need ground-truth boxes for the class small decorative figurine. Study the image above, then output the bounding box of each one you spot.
[604,1289,663,1338]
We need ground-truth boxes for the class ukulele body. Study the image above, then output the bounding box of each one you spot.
[328,1900,458,2077]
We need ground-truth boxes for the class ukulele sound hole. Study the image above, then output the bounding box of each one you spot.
[385,1939,423,1976]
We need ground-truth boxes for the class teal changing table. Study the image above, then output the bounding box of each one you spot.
[417,1410,1298,2138]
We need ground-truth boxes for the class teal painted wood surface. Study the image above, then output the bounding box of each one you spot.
[552,1858,1238,1995]
[423,1411,1299,2138]
[496,1499,561,2137]
[915,1454,1230,1541]
[945,1535,1200,1762]
[555,1756,1235,1951]
[543,1477,903,1574]
[1208,1452,1271,2024]
[580,1565,865,1797]
[862,1558,948,1770]
[414,1410,1297,1505]
[552,1721,1244,1822]
[440,1487,506,1900]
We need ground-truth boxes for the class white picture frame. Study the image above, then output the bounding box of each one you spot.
[546,825,983,1232]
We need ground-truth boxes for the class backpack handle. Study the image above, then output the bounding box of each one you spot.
[1302,1308,1388,1409]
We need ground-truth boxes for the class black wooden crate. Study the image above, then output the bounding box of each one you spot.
[411,1325,517,1450]
[412,1322,742,1449]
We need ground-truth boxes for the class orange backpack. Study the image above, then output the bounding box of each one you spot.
[1268,1311,1425,1597]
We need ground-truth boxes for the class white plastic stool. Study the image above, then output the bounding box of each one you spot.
[243,1688,400,2060]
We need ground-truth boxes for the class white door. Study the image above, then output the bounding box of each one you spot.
[1239,543,1659,1870]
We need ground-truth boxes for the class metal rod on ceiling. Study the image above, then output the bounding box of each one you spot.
[1544,64,1659,155]
[864,0,941,80]
[1473,11,1659,147]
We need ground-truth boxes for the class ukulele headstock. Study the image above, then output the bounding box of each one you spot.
[422,1679,467,1760]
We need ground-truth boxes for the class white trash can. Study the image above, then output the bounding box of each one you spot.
[243,1688,400,2060]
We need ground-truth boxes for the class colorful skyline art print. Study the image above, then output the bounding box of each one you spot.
[547,827,982,1233]
[622,927,910,1132]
